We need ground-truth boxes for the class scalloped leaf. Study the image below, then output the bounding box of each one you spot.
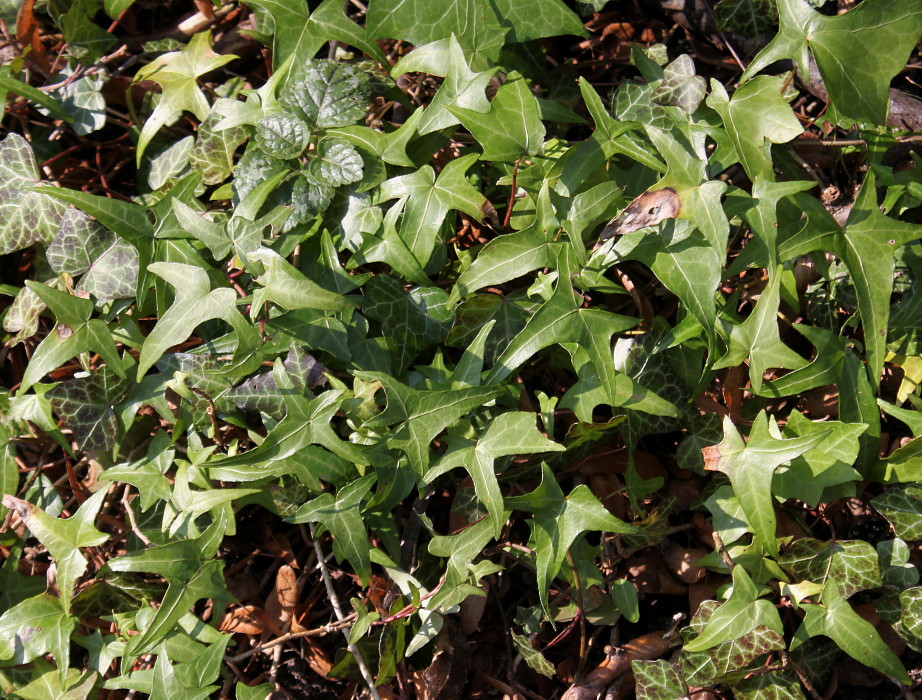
[255,113,311,159]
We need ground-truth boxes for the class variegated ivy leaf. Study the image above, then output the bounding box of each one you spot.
[0,134,68,255]
[146,135,194,190]
[714,0,777,38]
[37,67,106,135]
[778,538,882,599]
[651,54,707,114]
[254,113,311,160]
[278,59,372,128]
[227,346,327,418]
[190,111,248,185]
[632,659,687,700]
[46,210,139,303]
[47,366,130,454]
[2,283,47,344]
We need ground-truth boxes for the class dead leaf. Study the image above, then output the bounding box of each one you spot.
[561,632,679,700]
[219,605,267,635]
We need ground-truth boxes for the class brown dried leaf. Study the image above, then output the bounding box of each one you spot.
[219,604,267,635]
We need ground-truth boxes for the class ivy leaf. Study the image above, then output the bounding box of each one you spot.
[377,152,494,266]
[426,413,565,537]
[41,67,106,136]
[46,210,139,303]
[452,182,559,302]
[250,248,358,318]
[0,133,67,255]
[393,35,498,136]
[207,374,368,483]
[707,76,803,181]
[47,366,130,454]
[19,283,125,394]
[133,31,236,163]
[124,560,229,658]
[358,371,504,474]
[872,485,922,541]
[713,265,809,393]
[189,110,248,185]
[505,464,639,614]
[485,271,646,412]
[702,412,829,551]
[684,566,783,652]
[227,346,326,418]
[681,599,785,685]
[367,0,585,45]
[0,594,77,674]
[632,659,687,700]
[288,474,377,585]
[361,275,452,371]
[137,263,244,377]
[328,104,423,168]
[247,0,386,76]
[779,539,881,599]
[794,584,909,683]
[2,489,109,608]
[349,199,430,286]
[741,0,922,125]
[714,0,777,38]
[835,171,922,389]
[448,71,545,162]
[651,54,706,114]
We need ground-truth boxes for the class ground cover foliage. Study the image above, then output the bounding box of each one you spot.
[1,0,922,697]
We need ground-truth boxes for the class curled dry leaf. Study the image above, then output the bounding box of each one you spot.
[560,631,679,700]
[219,604,268,635]
[661,542,707,584]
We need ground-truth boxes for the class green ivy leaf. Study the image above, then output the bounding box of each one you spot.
[835,171,922,389]
[133,31,236,163]
[250,248,357,318]
[632,659,687,700]
[367,0,585,45]
[794,584,909,683]
[0,594,77,673]
[505,464,639,614]
[714,0,777,37]
[378,152,494,267]
[1,489,109,607]
[449,71,545,162]
[684,566,783,652]
[0,134,67,255]
[361,275,452,371]
[245,0,386,77]
[19,283,125,394]
[651,55,706,114]
[393,35,498,136]
[189,111,248,185]
[137,263,245,377]
[741,0,922,125]
[486,271,646,412]
[358,371,503,474]
[288,474,377,585]
[707,77,802,181]
[426,412,565,537]
[703,412,829,551]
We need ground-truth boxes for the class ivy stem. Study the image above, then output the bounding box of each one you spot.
[307,523,382,700]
